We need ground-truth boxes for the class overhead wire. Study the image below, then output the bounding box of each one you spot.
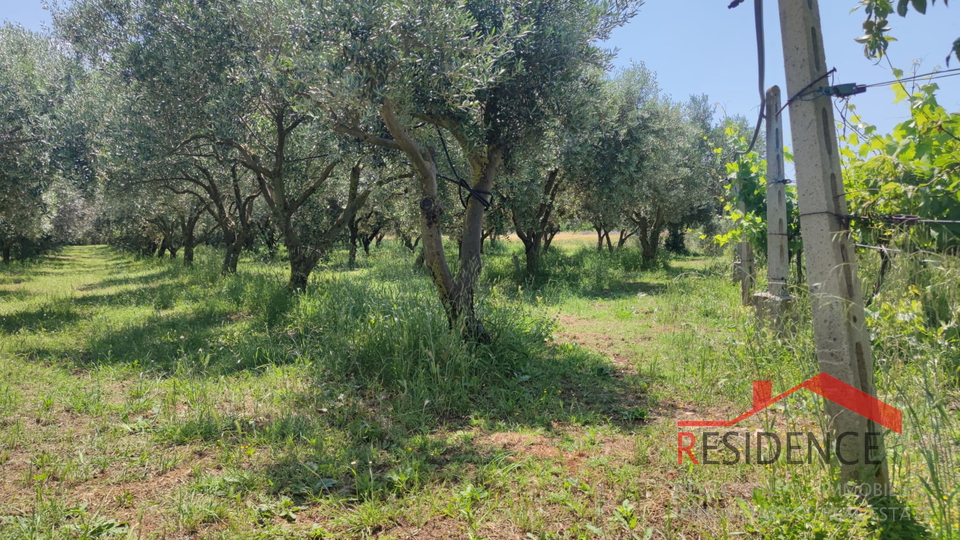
[730,0,765,156]
[780,60,960,153]
[860,67,960,89]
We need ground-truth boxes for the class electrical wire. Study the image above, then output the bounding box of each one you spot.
[833,97,888,152]
[777,68,836,116]
[731,0,765,156]
[860,67,960,89]
[800,210,960,226]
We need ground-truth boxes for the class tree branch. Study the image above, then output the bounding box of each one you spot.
[379,99,434,181]
[289,161,339,214]
[332,123,402,151]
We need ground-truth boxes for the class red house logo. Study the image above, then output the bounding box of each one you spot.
[678,373,902,433]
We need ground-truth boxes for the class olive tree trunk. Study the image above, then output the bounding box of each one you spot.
[179,203,205,266]
[380,101,498,342]
[511,169,560,277]
[634,207,665,266]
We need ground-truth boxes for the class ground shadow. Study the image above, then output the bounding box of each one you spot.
[79,307,292,375]
[0,288,32,301]
[70,280,185,309]
[0,303,80,334]
[75,267,180,292]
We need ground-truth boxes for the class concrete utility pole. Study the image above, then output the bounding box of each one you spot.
[765,86,789,299]
[777,0,889,489]
[733,181,756,306]
[753,86,792,324]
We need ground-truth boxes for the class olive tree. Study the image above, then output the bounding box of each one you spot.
[573,65,723,265]
[305,0,638,339]
[0,24,77,261]
[498,72,605,276]
[572,64,661,253]
[56,0,380,287]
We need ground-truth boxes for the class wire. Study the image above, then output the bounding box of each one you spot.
[860,67,960,89]
[783,62,960,148]
[800,210,960,226]
[856,244,902,253]
[778,68,836,116]
[833,97,888,152]
[778,68,959,118]
[733,0,765,156]
[434,127,492,210]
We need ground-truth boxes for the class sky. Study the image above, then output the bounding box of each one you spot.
[3,0,959,139]
[604,0,960,137]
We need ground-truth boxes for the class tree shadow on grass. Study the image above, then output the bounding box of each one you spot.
[0,301,80,334]
[153,334,655,515]
[10,245,658,523]
[132,272,656,507]
[260,435,504,502]
[70,280,185,309]
[273,326,649,496]
[0,276,27,286]
[0,288,32,301]
[74,267,180,292]
[79,308,293,375]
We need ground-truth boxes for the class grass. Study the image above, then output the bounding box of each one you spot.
[0,236,956,539]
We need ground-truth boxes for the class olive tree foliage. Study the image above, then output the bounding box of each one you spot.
[572,65,725,264]
[55,0,382,288]
[0,24,89,262]
[54,0,264,268]
[498,144,564,276]
[572,64,660,253]
[662,95,729,253]
[498,72,606,276]
[46,181,101,245]
[300,0,639,340]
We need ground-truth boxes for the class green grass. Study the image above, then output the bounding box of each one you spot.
[0,239,955,539]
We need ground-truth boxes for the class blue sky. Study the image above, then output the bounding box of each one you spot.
[3,0,959,137]
[604,0,960,136]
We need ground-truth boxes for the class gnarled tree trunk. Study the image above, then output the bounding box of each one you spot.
[347,216,361,267]
[634,207,665,266]
[543,226,559,252]
[226,106,348,289]
[177,163,260,275]
[361,226,380,255]
[381,101,498,342]
[336,100,496,342]
[617,227,637,249]
[180,202,205,266]
[287,244,322,291]
[512,169,560,277]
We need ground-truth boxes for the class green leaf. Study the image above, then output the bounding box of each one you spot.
[892,83,909,104]
[897,0,910,16]
[911,0,927,13]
